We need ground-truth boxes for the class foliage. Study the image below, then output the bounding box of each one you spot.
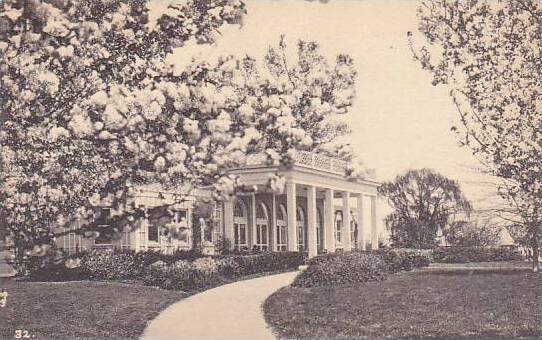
[379,169,472,248]
[213,235,233,255]
[293,252,388,288]
[79,249,145,280]
[444,219,501,247]
[432,246,523,263]
[372,248,431,273]
[412,0,542,271]
[0,0,359,273]
[143,251,305,291]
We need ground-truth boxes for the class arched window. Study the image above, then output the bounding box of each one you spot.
[297,206,305,251]
[233,200,248,250]
[276,204,287,251]
[335,210,343,244]
[255,202,269,251]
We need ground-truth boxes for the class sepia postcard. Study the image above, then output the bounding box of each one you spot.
[1,0,540,339]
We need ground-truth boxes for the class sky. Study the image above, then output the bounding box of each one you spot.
[173,0,501,210]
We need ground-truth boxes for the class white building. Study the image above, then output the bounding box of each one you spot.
[54,150,382,258]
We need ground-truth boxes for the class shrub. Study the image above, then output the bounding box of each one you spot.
[223,252,306,276]
[78,249,146,280]
[372,249,431,273]
[432,246,523,263]
[293,252,388,288]
[215,257,242,278]
[141,251,305,291]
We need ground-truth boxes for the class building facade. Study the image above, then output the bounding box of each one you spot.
[52,150,381,258]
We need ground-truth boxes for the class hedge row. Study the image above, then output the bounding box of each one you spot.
[293,249,431,288]
[142,252,305,291]
[432,246,523,263]
[28,249,306,292]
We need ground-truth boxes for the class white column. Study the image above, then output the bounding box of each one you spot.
[342,192,352,251]
[271,192,277,251]
[324,189,335,252]
[223,199,235,250]
[286,182,297,251]
[307,185,317,258]
[371,195,378,249]
[251,193,257,249]
[357,195,366,251]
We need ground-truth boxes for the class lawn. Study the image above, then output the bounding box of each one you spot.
[0,278,187,339]
[264,268,542,339]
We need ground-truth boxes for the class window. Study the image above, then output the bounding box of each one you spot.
[335,210,343,244]
[255,202,269,251]
[233,200,248,251]
[148,224,159,242]
[62,220,83,254]
[94,208,113,244]
[276,204,287,251]
[212,202,222,243]
[297,206,305,251]
[147,206,187,243]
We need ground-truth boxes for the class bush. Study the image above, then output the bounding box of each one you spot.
[79,249,145,280]
[432,246,523,263]
[218,252,306,277]
[27,258,87,281]
[372,249,431,273]
[293,252,388,288]
[142,251,306,291]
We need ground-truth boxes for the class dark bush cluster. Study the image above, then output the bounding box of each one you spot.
[432,246,523,263]
[293,252,388,288]
[142,251,306,291]
[27,247,306,292]
[373,249,431,273]
[293,249,431,288]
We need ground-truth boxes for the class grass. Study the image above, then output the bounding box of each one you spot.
[264,267,542,339]
[0,268,297,339]
[0,278,187,339]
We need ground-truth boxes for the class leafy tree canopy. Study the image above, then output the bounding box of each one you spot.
[379,168,472,248]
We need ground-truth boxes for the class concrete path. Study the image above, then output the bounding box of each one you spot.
[141,271,299,340]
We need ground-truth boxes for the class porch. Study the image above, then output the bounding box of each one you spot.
[224,151,380,258]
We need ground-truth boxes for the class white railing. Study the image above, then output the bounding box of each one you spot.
[292,150,349,175]
[245,150,349,176]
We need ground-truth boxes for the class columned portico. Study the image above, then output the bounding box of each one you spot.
[371,195,378,249]
[356,195,365,250]
[341,192,351,251]
[324,189,335,253]
[223,199,235,250]
[286,182,297,251]
[223,150,380,258]
[271,193,278,251]
[306,186,318,258]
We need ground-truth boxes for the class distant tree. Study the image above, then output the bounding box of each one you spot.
[411,0,542,271]
[444,218,501,247]
[379,169,472,248]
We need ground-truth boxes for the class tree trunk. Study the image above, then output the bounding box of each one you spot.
[532,235,539,273]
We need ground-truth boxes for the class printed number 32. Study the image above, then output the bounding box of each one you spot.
[14,330,31,339]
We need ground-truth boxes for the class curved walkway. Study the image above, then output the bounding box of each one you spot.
[141,271,299,340]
